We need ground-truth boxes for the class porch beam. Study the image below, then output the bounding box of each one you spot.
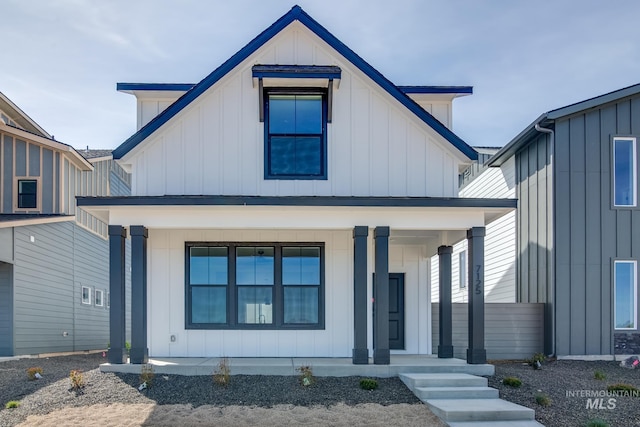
[352,226,369,364]
[467,226,487,364]
[373,226,390,365]
[130,226,149,364]
[437,245,454,358]
[108,225,127,364]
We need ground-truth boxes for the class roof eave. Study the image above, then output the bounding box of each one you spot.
[487,113,550,167]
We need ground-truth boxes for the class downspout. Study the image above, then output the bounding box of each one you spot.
[535,123,555,357]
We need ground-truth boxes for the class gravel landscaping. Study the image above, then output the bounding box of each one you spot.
[1,353,639,426]
[489,358,640,427]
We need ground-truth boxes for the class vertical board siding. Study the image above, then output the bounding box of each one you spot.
[432,303,544,359]
[0,262,13,356]
[148,228,355,358]
[526,95,640,356]
[126,23,463,198]
[12,222,115,355]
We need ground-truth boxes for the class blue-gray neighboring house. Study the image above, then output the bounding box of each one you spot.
[0,91,131,356]
[488,83,640,358]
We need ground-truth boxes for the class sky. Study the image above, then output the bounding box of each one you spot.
[2,0,640,151]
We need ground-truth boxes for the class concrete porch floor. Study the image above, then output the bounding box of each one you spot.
[100,355,494,377]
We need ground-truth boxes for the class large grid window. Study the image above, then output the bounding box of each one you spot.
[613,137,637,207]
[614,260,637,330]
[186,243,324,329]
[264,89,327,179]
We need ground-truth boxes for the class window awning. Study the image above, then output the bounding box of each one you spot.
[252,65,341,123]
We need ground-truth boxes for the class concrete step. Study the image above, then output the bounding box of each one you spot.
[414,385,498,400]
[395,363,494,376]
[448,421,545,427]
[425,398,535,422]
[400,373,487,389]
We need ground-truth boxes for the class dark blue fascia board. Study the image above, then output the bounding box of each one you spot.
[77,195,516,209]
[252,65,341,80]
[117,83,196,92]
[399,86,473,95]
[113,5,477,161]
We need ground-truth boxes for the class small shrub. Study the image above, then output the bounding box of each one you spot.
[529,352,545,369]
[503,376,522,388]
[125,341,131,354]
[5,401,20,409]
[585,419,609,427]
[69,370,85,391]
[140,364,155,387]
[26,367,43,380]
[534,392,551,406]
[297,365,314,387]
[594,370,606,381]
[359,378,378,390]
[606,383,639,393]
[213,357,231,387]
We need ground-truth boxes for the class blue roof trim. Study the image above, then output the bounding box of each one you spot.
[113,5,477,161]
[117,83,195,92]
[252,65,341,80]
[399,86,473,95]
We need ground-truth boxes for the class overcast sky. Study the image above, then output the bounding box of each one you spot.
[2,0,639,151]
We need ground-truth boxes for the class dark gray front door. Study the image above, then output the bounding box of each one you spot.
[388,273,405,350]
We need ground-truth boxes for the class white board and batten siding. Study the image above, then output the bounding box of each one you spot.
[431,157,517,303]
[123,22,465,199]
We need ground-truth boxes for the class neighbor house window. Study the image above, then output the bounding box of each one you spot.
[613,137,636,207]
[17,179,37,209]
[81,286,91,305]
[459,251,467,288]
[614,260,637,329]
[264,89,327,179]
[186,243,324,329]
[95,289,104,307]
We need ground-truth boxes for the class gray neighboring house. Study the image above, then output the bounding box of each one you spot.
[0,91,131,356]
[488,83,640,358]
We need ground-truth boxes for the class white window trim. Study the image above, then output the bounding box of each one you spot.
[81,286,91,305]
[106,292,110,308]
[613,137,637,207]
[614,260,637,330]
[459,251,467,289]
[95,289,104,307]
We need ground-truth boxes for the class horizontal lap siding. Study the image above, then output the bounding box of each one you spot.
[0,262,12,355]
[432,303,544,359]
[12,222,111,355]
[148,228,352,358]
[129,24,461,198]
[432,157,517,303]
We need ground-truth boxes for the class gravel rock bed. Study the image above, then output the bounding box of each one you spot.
[0,353,420,427]
[489,359,640,427]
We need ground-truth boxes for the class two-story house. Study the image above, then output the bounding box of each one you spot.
[0,90,131,356]
[79,6,515,366]
[487,83,640,359]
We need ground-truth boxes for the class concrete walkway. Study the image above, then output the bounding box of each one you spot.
[100,354,494,377]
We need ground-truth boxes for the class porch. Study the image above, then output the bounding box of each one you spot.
[100,354,494,377]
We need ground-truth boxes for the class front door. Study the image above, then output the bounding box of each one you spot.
[388,273,405,350]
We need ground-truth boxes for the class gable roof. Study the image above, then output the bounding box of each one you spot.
[488,83,640,166]
[112,5,477,161]
[0,91,51,138]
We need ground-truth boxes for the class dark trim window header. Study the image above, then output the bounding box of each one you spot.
[186,242,325,330]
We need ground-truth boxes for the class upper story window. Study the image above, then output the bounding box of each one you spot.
[252,65,340,181]
[17,179,38,209]
[613,137,636,207]
[265,90,327,179]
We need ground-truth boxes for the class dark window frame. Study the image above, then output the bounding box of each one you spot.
[17,179,38,209]
[185,242,325,330]
[263,87,328,180]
